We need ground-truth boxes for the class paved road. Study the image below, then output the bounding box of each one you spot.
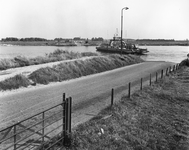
[0,61,175,128]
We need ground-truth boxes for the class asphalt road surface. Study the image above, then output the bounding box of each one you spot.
[0,61,175,128]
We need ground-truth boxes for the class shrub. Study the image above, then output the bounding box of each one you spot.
[0,74,31,90]
[81,52,98,57]
[28,67,60,85]
[0,58,19,70]
[14,56,30,67]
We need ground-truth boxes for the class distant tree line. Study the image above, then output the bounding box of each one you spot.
[91,37,104,41]
[136,39,175,42]
[1,37,104,42]
[1,37,47,42]
[20,38,47,41]
[1,37,19,41]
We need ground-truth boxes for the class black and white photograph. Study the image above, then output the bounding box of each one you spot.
[0,0,189,149]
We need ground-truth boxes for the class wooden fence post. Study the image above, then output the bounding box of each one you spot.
[63,97,72,147]
[62,93,66,145]
[128,82,131,98]
[14,125,17,150]
[178,63,180,69]
[173,65,175,72]
[161,70,163,78]
[63,98,69,146]
[150,74,152,86]
[42,112,45,147]
[111,88,114,106]
[68,97,72,135]
[166,68,168,76]
[140,78,143,90]
[156,72,158,82]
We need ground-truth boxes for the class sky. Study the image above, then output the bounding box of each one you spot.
[0,0,189,40]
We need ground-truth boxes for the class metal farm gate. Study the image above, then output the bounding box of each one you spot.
[0,93,72,150]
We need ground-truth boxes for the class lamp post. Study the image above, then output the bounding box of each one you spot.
[121,7,129,55]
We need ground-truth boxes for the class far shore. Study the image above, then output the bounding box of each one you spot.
[1,39,188,46]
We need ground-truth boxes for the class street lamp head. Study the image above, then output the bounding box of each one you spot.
[122,7,129,11]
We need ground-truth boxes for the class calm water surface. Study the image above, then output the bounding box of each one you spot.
[0,45,188,63]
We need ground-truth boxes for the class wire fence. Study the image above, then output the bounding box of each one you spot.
[0,63,181,150]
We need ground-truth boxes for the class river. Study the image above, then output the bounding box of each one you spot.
[0,45,188,63]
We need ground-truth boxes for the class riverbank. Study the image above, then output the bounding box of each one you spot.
[0,49,98,70]
[0,54,144,91]
[129,40,189,46]
[0,40,101,46]
[46,66,189,149]
[1,40,188,46]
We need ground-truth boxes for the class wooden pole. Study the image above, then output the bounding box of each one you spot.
[140,78,143,90]
[63,98,69,146]
[14,125,17,150]
[166,68,168,76]
[62,93,66,145]
[128,82,131,98]
[173,65,175,72]
[68,97,72,134]
[42,112,45,146]
[111,88,114,106]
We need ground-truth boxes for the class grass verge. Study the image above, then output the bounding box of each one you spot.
[42,67,189,150]
[0,49,98,70]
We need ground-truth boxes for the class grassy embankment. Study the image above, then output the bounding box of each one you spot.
[0,49,98,70]
[0,54,144,91]
[41,66,189,150]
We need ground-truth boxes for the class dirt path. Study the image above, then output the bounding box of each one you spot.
[0,61,175,129]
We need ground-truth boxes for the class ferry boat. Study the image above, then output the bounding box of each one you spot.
[96,37,149,55]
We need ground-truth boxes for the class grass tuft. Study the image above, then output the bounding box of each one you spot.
[0,74,31,90]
